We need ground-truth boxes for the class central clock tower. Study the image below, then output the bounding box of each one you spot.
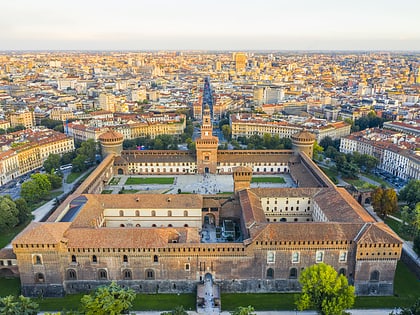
[196,106,218,174]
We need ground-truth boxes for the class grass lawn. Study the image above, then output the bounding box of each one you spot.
[251,177,286,184]
[385,216,414,241]
[0,220,31,248]
[119,189,139,194]
[101,190,113,194]
[108,177,121,185]
[344,178,377,189]
[361,172,391,188]
[125,177,174,185]
[319,166,338,184]
[0,278,20,297]
[66,172,82,184]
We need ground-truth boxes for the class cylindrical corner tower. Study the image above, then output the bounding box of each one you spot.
[98,130,124,157]
[291,131,316,159]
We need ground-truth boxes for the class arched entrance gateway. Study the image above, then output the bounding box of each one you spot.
[204,213,215,226]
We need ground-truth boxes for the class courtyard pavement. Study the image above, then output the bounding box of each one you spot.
[104,173,296,195]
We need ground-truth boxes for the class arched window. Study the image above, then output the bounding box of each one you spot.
[136,224,141,227]
[35,273,45,283]
[151,210,156,217]
[145,269,155,279]
[71,255,77,263]
[184,224,189,227]
[168,224,173,227]
[119,210,124,217]
[98,269,108,280]
[184,210,188,217]
[123,255,128,263]
[289,268,298,279]
[168,210,172,217]
[123,269,132,280]
[120,224,125,227]
[152,224,157,227]
[135,210,140,217]
[92,255,97,263]
[34,255,42,265]
[370,270,380,281]
[67,269,77,280]
[153,255,158,263]
[266,268,274,279]
[339,268,346,276]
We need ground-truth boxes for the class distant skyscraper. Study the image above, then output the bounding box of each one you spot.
[234,52,247,73]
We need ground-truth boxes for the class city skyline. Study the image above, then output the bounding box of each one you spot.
[1,0,420,51]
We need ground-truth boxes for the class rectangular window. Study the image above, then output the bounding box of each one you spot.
[339,251,347,262]
[292,252,300,263]
[316,251,324,263]
[267,251,275,263]
[185,263,190,271]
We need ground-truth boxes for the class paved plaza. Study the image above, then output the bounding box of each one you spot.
[103,173,296,195]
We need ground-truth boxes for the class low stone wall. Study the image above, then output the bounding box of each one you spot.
[401,249,420,279]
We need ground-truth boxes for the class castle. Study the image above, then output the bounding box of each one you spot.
[11,108,402,297]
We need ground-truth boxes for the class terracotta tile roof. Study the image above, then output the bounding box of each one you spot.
[70,194,203,228]
[238,190,266,228]
[12,222,71,245]
[253,222,364,242]
[65,227,200,248]
[0,248,16,259]
[357,222,403,244]
[313,188,375,223]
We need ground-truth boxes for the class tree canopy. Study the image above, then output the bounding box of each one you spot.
[80,281,135,315]
[296,263,355,315]
[43,153,61,173]
[0,195,19,230]
[371,187,398,218]
[0,295,39,315]
[399,179,420,207]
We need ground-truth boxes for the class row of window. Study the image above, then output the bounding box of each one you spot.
[265,268,380,281]
[118,210,189,217]
[265,206,311,211]
[266,199,310,205]
[267,251,347,264]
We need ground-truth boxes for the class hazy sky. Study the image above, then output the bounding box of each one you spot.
[1,0,419,51]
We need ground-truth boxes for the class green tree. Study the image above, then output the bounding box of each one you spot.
[296,263,355,315]
[371,187,398,218]
[47,173,63,189]
[313,141,324,161]
[399,179,420,207]
[43,154,61,173]
[230,305,256,315]
[0,295,39,315]
[20,180,41,204]
[14,197,31,224]
[60,151,77,165]
[221,124,232,140]
[77,139,97,162]
[72,154,88,172]
[80,281,135,315]
[31,173,52,199]
[0,196,19,230]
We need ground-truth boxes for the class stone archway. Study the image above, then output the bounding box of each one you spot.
[204,213,216,226]
[118,168,124,175]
